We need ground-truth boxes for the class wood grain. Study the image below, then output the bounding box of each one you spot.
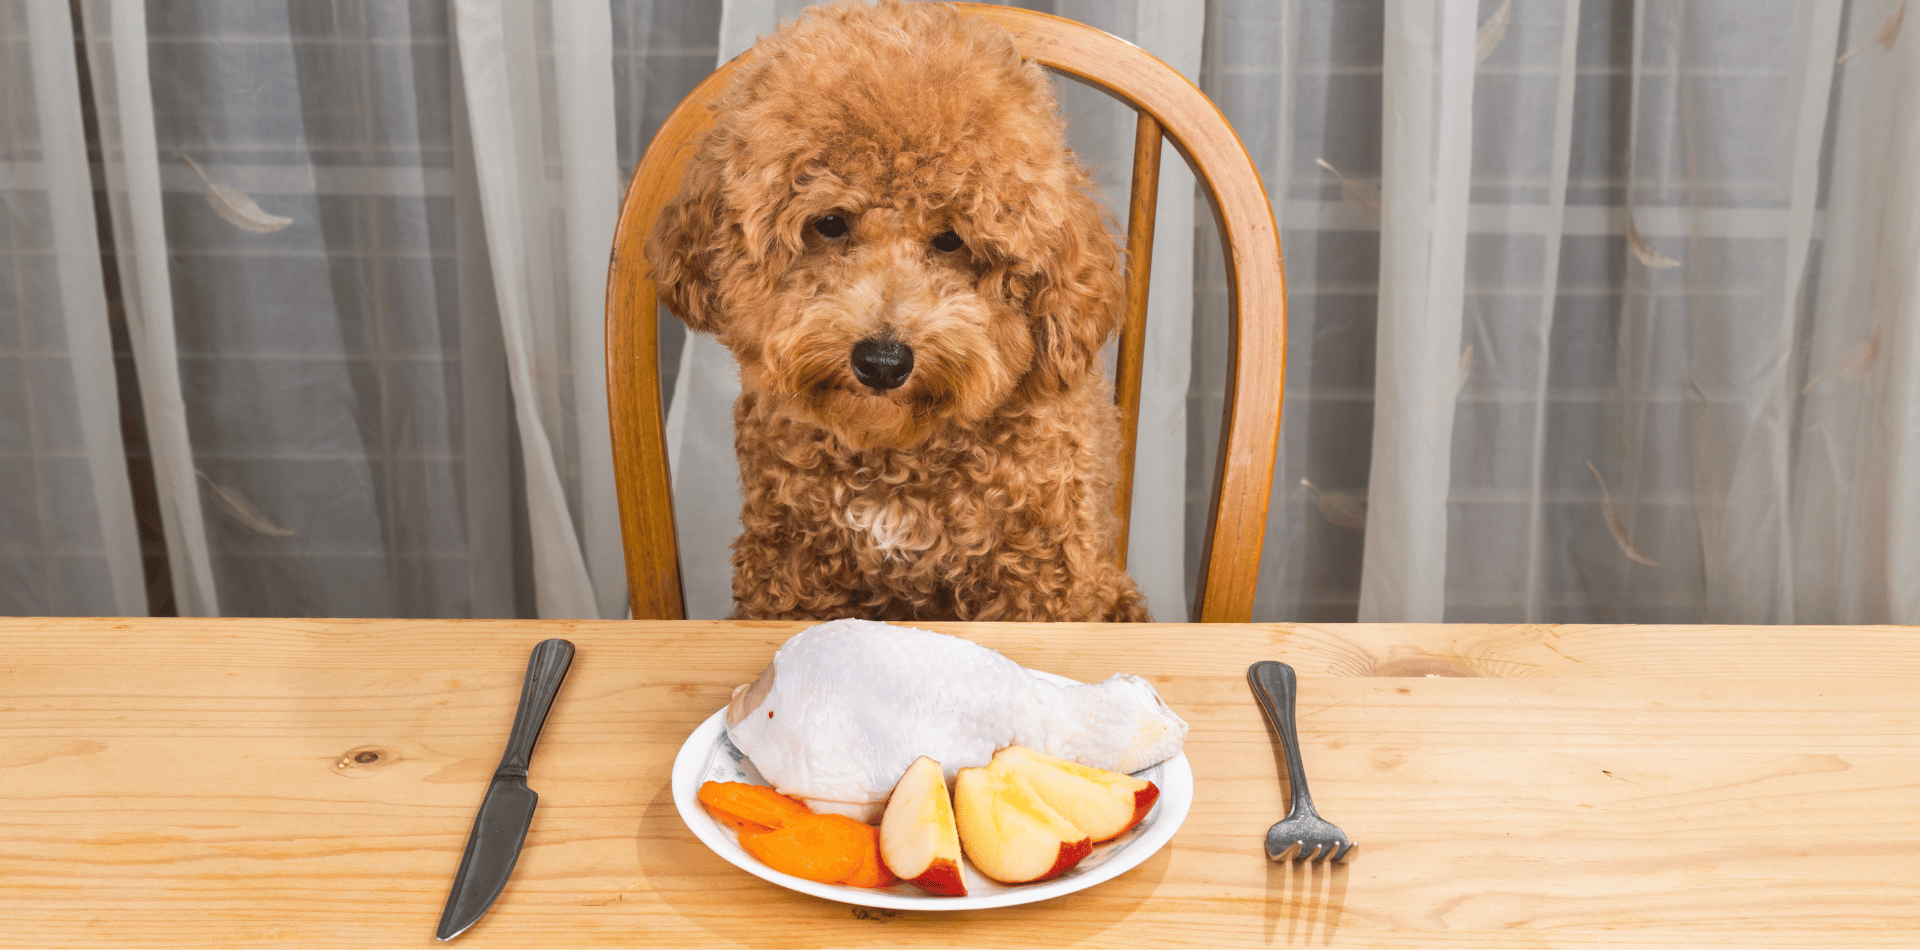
[604,4,1287,622]
[1113,110,1162,571]
[3,618,1918,948]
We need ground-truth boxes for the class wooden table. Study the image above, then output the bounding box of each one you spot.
[3,618,1917,947]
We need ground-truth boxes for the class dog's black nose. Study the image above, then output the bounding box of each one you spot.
[850,337,914,391]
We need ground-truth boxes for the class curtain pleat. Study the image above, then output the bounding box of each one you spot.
[449,22,518,620]
[1513,0,1585,622]
[1764,4,1846,624]
[76,0,218,616]
[6,0,145,615]
[550,0,628,621]
[1357,0,1478,622]
[451,0,612,619]
[1609,1,1843,624]
[1798,0,1920,621]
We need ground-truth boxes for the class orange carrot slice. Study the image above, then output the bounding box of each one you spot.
[707,810,775,837]
[840,820,899,889]
[700,781,899,888]
[698,781,811,831]
[738,813,870,884]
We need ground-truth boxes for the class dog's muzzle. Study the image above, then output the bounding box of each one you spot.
[850,337,914,391]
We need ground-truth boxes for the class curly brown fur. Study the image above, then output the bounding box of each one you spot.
[649,0,1149,622]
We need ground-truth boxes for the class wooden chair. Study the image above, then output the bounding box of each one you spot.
[605,4,1287,623]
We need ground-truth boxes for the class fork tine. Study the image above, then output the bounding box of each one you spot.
[1273,840,1302,861]
[1332,841,1356,863]
[1299,843,1324,863]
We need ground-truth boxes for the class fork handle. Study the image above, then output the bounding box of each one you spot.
[1248,660,1318,818]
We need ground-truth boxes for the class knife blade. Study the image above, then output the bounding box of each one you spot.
[436,637,575,941]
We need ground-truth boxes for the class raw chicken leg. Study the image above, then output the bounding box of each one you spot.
[723,618,1188,821]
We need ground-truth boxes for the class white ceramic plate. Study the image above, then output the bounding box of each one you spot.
[670,671,1193,910]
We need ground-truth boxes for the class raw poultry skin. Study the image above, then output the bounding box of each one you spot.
[724,619,1188,822]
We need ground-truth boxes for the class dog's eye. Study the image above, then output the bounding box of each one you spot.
[813,215,849,239]
[931,230,964,253]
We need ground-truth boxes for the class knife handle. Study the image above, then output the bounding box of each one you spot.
[496,638,575,780]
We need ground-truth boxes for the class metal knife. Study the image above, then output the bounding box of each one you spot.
[436,637,576,941]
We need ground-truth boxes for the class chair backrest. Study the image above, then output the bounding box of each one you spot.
[606,3,1287,623]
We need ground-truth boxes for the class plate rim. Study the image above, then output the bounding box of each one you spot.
[669,678,1193,910]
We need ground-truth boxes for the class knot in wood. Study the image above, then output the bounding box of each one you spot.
[334,745,399,777]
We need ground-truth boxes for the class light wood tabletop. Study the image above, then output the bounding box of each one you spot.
[2,617,1916,948]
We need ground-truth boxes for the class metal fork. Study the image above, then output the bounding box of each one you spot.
[1248,660,1356,863]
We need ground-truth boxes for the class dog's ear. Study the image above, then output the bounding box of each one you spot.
[646,157,729,334]
[1026,184,1125,394]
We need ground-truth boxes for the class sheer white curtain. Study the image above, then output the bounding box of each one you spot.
[1236,0,1918,624]
[5,0,1917,625]
[4,0,709,618]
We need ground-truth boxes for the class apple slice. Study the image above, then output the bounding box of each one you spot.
[952,766,1092,885]
[878,756,967,896]
[986,745,1160,843]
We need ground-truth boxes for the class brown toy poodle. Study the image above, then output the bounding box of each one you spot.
[648,0,1150,623]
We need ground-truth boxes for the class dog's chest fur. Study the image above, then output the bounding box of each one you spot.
[733,389,1111,570]
[838,495,915,556]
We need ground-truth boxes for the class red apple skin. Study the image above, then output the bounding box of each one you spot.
[1036,838,1094,883]
[1083,782,1158,842]
[908,856,967,896]
[953,767,1093,885]
[881,755,970,896]
[1128,784,1162,835]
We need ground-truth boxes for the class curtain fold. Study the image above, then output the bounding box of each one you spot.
[1601,0,1845,623]
[550,0,630,621]
[75,0,218,616]
[1797,0,1920,621]
[448,41,517,620]
[450,0,624,619]
[1357,0,1478,622]
[3,0,145,615]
